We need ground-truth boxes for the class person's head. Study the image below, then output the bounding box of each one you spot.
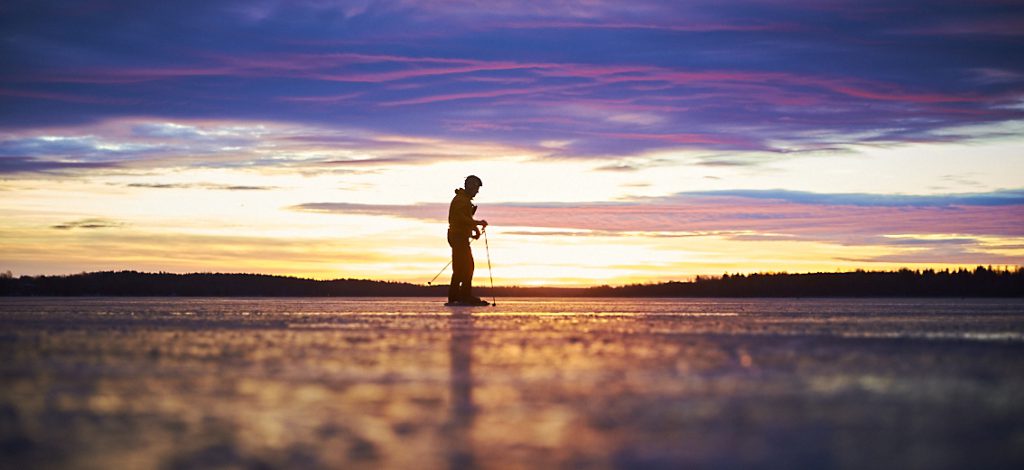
[464,175,483,198]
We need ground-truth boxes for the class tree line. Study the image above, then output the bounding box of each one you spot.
[0,267,1020,297]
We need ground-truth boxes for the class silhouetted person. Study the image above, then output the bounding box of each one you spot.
[447,175,489,306]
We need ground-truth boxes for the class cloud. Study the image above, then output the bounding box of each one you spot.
[593,163,642,172]
[0,118,548,174]
[291,189,1024,249]
[1,1,1023,168]
[968,68,1024,85]
[494,20,799,33]
[0,156,121,174]
[130,123,205,139]
[276,93,364,104]
[122,182,278,191]
[673,189,1024,207]
[877,237,980,246]
[501,230,609,237]
[840,248,1020,265]
[380,85,566,106]
[123,183,193,189]
[51,218,124,230]
[0,136,109,157]
[295,202,444,221]
[902,16,1024,36]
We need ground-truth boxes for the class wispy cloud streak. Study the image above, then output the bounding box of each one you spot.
[2,0,1021,156]
[293,190,1024,247]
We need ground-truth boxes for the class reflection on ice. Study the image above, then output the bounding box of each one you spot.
[0,297,1022,468]
[447,312,476,469]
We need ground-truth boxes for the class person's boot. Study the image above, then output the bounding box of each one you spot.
[461,295,490,306]
[447,283,460,304]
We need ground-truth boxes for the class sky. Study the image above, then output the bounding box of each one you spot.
[1,0,1023,286]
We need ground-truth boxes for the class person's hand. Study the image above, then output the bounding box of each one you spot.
[479,220,488,228]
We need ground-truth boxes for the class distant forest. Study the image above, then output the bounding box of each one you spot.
[1,267,1021,297]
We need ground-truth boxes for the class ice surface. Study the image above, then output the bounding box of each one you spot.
[1,297,1023,468]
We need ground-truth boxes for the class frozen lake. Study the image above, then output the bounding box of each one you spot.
[2,297,1023,469]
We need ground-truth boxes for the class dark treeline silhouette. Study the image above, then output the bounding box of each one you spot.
[1,267,1021,297]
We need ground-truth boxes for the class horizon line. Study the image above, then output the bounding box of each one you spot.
[5,265,1020,289]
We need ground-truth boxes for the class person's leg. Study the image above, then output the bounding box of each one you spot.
[449,231,471,302]
[448,250,461,302]
[460,247,476,301]
[448,231,467,302]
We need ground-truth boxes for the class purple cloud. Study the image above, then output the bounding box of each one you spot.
[0,0,1021,159]
[0,156,121,174]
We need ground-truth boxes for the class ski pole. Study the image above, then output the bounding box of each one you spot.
[427,260,452,285]
[483,227,496,306]
[430,231,478,285]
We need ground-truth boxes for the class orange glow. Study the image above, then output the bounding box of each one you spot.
[1,118,1021,285]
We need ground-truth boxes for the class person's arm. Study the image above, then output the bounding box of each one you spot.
[452,198,480,228]
[454,199,487,228]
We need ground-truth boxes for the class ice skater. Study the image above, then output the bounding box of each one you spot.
[446,175,489,306]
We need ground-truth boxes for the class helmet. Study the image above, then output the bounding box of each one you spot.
[465,175,483,187]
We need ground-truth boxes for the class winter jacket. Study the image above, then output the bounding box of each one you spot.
[448,188,478,238]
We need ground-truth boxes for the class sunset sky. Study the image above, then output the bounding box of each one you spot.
[2,0,1023,285]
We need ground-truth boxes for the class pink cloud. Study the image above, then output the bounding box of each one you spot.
[816,83,977,104]
[293,196,1024,247]
[313,62,549,83]
[380,84,575,106]
[15,50,981,109]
